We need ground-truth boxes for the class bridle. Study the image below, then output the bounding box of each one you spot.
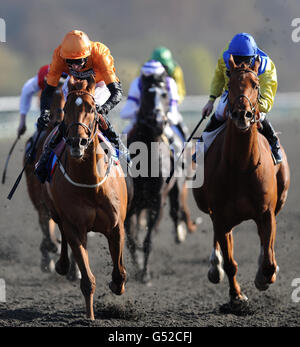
[137,83,168,129]
[64,89,99,147]
[57,88,113,188]
[227,69,261,124]
[227,68,262,172]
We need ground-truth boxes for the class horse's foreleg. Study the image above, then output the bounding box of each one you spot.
[65,227,96,320]
[180,182,197,233]
[214,224,248,305]
[255,211,279,291]
[141,206,161,284]
[107,222,127,295]
[208,236,225,284]
[55,225,70,276]
[124,215,138,268]
[169,182,187,243]
[39,210,58,273]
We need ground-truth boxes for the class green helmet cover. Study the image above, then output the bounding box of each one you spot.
[151,46,176,75]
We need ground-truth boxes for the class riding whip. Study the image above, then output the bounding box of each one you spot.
[2,135,20,185]
[166,114,206,185]
[7,128,43,200]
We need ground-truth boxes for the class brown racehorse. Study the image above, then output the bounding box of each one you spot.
[42,75,128,320]
[24,81,65,273]
[193,55,290,309]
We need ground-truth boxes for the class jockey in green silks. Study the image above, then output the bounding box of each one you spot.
[200,32,282,164]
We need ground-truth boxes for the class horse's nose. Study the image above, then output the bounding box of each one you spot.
[67,137,88,148]
[79,138,88,147]
[233,110,251,120]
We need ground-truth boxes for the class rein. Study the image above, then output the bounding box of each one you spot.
[226,68,262,172]
[64,90,99,146]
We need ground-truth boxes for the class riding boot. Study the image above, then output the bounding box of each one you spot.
[34,126,63,183]
[259,118,283,165]
[100,114,132,166]
[203,113,225,133]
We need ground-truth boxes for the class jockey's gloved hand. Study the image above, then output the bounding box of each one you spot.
[95,104,109,116]
[37,109,51,131]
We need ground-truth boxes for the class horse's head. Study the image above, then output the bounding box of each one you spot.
[137,73,169,137]
[227,54,261,132]
[63,75,98,158]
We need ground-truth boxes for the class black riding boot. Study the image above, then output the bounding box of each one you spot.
[203,113,225,133]
[34,126,63,183]
[100,114,132,166]
[259,118,282,165]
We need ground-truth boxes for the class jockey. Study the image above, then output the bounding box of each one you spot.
[17,65,66,137]
[35,30,130,183]
[151,46,186,104]
[201,32,282,164]
[120,60,188,143]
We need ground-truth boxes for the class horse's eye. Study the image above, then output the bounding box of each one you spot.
[161,92,168,98]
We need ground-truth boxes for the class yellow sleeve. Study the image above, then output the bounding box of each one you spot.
[209,47,228,99]
[258,59,278,114]
[172,65,186,104]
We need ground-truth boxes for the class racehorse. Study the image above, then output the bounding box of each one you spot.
[42,75,128,320]
[24,81,65,273]
[193,55,290,309]
[125,75,196,284]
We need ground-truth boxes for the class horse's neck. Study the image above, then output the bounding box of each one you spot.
[223,120,260,172]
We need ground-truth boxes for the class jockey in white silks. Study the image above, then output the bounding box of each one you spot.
[120,60,189,143]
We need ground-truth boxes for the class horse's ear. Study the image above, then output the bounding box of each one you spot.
[252,55,260,74]
[228,54,237,71]
[86,75,96,93]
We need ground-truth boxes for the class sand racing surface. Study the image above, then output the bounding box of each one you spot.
[0,117,299,327]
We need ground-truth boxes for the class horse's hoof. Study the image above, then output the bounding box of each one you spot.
[255,265,279,291]
[41,257,55,273]
[254,277,269,291]
[175,222,187,243]
[207,265,225,284]
[55,260,70,276]
[66,267,81,281]
[187,222,197,233]
[109,281,125,295]
[230,293,248,310]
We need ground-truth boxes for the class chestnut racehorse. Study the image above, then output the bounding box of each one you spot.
[24,82,65,273]
[193,55,290,309]
[42,75,127,320]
